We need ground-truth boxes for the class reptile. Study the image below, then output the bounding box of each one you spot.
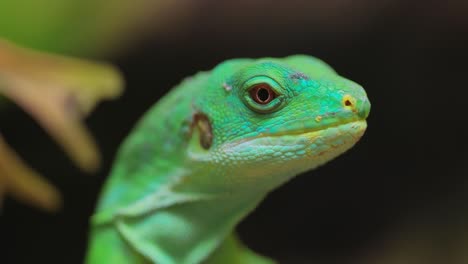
[85,55,371,264]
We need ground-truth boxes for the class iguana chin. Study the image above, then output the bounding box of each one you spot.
[86,55,371,264]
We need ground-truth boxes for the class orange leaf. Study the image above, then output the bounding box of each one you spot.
[0,39,124,211]
[0,135,61,211]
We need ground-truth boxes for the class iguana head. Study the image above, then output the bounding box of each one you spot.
[190,55,370,192]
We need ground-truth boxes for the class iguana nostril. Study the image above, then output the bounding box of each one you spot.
[342,95,356,111]
[342,94,371,119]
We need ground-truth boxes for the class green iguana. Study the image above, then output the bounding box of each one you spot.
[86,55,371,264]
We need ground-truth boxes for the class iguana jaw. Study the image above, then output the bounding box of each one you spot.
[260,118,366,139]
[227,118,367,147]
[214,120,367,192]
[217,119,367,165]
[298,120,367,153]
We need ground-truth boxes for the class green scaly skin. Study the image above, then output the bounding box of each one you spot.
[86,55,371,264]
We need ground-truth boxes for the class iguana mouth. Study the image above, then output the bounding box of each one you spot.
[263,118,366,138]
[296,120,367,142]
[228,119,367,147]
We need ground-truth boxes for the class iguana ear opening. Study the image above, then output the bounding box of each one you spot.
[191,112,213,150]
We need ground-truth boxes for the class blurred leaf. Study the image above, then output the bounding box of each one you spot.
[0,39,124,211]
[0,135,61,211]
[0,0,193,56]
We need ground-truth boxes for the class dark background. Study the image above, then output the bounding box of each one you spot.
[2,1,468,263]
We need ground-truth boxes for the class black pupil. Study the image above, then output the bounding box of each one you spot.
[257,88,270,102]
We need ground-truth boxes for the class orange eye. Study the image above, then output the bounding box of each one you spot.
[249,83,276,104]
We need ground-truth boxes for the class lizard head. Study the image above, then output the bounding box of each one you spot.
[190,55,370,192]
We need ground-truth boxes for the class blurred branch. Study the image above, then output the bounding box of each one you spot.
[0,40,124,211]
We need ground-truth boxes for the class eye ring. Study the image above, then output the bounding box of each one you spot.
[249,83,277,104]
[241,76,285,114]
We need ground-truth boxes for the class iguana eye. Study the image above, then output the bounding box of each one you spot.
[242,76,285,114]
[249,83,276,104]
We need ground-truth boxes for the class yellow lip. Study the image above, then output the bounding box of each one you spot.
[302,120,367,141]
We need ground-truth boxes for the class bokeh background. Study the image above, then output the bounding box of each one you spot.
[2,0,468,263]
